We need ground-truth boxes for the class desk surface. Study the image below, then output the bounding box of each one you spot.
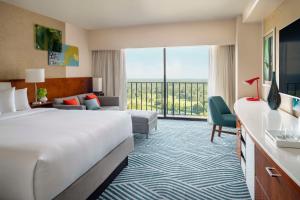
[234,98,300,186]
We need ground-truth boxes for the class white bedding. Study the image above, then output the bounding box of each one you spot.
[0,109,132,200]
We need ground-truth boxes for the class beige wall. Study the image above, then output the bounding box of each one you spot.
[65,23,92,77]
[88,20,236,50]
[0,2,66,79]
[262,0,300,114]
[235,16,262,99]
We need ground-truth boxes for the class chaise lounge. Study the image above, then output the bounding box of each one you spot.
[53,93,158,138]
[53,93,120,110]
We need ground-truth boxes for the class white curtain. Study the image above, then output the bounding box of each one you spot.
[92,50,127,110]
[208,45,235,111]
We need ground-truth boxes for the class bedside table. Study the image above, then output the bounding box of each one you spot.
[30,101,53,108]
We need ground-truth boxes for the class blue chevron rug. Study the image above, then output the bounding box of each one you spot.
[98,120,251,200]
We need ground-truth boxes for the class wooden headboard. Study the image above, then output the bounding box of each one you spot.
[1,77,92,103]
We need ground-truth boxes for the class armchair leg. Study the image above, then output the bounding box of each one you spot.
[211,124,217,142]
[218,126,222,137]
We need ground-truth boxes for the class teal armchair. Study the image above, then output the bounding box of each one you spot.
[208,96,236,142]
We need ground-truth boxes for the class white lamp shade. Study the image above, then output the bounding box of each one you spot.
[93,78,102,92]
[25,69,45,83]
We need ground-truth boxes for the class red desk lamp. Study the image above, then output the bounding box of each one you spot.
[244,77,260,101]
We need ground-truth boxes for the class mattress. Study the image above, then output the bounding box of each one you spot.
[0,109,132,200]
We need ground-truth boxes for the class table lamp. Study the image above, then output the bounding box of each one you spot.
[25,68,45,105]
[244,77,260,101]
[93,77,103,96]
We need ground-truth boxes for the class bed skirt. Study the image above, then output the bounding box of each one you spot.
[54,136,134,200]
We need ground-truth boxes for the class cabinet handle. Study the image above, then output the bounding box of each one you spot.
[265,167,281,177]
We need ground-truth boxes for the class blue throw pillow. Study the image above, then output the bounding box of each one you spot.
[84,98,101,110]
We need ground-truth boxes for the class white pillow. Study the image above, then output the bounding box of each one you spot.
[0,82,12,91]
[15,88,31,111]
[0,87,16,113]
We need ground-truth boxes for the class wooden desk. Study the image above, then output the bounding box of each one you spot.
[234,98,300,200]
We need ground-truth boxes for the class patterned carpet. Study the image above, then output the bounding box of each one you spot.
[99,120,250,200]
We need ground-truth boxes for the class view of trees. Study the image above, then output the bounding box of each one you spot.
[127,81,208,118]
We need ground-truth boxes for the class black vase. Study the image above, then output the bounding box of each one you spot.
[267,72,281,110]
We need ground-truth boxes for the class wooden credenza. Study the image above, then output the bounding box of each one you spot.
[255,144,300,200]
[235,99,300,200]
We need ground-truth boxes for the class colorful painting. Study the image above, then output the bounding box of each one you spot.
[48,44,79,66]
[263,29,275,84]
[63,45,79,66]
[35,24,62,52]
[48,51,64,66]
[292,98,300,113]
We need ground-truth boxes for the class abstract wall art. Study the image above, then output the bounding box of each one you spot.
[48,51,64,66]
[63,45,79,66]
[48,44,79,66]
[35,24,62,52]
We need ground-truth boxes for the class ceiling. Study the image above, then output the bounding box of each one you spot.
[2,0,252,29]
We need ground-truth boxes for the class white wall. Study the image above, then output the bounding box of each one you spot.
[88,20,236,50]
[0,2,66,79]
[65,23,92,77]
[235,16,262,99]
[262,0,300,115]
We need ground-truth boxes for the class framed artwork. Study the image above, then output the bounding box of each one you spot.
[35,24,62,52]
[48,44,79,66]
[48,51,64,66]
[292,98,300,114]
[63,45,79,66]
[263,29,275,85]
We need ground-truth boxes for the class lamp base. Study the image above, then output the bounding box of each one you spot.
[246,97,260,101]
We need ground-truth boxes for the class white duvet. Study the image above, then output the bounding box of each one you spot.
[0,109,132,200]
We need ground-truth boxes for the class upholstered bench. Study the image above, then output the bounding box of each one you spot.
[128,110,158,138]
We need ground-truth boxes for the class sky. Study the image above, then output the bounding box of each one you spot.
[125,46,209,80]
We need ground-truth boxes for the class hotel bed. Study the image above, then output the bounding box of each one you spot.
[0,108,133,200]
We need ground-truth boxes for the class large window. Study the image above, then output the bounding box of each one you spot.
[126,46,209,118]
[126,48,164,113]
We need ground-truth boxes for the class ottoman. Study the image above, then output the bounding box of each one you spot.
[128,110,158,138]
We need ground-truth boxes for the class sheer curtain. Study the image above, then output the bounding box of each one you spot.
[208,45,235,111]
[92,50,127,110]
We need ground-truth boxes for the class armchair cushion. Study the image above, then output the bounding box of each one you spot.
[99,106,119,111]
[222,114,236,128]
[209,96,236,128]
[63,98,79,105]
[53,104,86,110]
[77,93,94,105]
[84,99,101,110]
[85,94,101,106]
[53,96,80,105]
[98,96,119,107]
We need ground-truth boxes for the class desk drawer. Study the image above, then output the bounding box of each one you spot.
[241,141,246,159]
[241,126,246,142]
[255,145,300,200]
[241,157,246,176]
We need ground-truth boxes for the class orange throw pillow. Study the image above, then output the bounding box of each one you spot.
[86,94,101,106]
[63,98,79,105]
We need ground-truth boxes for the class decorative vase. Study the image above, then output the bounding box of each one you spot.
[267,71,281,110]
[40,96,48,103]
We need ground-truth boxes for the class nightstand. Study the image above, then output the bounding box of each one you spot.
[30,101,53,108]
[94,91,104,96]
